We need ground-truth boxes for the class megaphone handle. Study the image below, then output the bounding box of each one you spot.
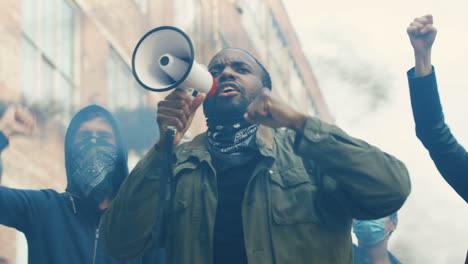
[167,126,178,136]
[152,126,176,249]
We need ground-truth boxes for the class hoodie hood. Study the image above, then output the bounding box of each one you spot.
[64,105,128,198]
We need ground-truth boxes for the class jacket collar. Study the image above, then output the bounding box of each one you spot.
[66,192,104,221]
[175,125,276,164]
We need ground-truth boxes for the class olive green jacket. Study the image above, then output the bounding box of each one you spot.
[102,117,411,264]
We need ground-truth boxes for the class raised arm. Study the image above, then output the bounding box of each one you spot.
[0,104,35,184]
[407,14,437,77]
[0,105,44,232]
[406,15,468,202]
[244,89,411,219]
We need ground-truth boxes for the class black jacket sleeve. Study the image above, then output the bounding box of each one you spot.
[407,67,468,203]
[0,187,44,232]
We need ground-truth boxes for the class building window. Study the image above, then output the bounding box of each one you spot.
[238,0,267,58]
[107,47,144,111]
[289,62,306,111]
[132,0,147,14]
[218,31,229,49]
[267,13,286,74]
[173,0,204,56]
[242,0,266,30]
[174,0,195,29]
[174,0,198,33]
[20,0,77,119]
[306,93,318,116]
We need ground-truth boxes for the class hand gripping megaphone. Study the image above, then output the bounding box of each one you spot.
[132,26,217,98]
[132,27,217,249]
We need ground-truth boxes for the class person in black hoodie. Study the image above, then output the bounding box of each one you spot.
[0,104,165,264]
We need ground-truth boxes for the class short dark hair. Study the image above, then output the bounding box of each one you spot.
[252,55,272,90]
[222,48,272,90]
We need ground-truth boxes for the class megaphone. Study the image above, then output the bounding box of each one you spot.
[132,27,217,249]
[132,26,216,98]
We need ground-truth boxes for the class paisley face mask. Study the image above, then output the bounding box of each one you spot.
[68,137,119,204]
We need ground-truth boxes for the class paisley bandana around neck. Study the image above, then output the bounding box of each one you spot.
[206,119,259,155]
[206,118,260,171]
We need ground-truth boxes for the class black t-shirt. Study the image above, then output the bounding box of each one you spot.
[212,154,260,264]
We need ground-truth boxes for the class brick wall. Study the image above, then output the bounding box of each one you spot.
[0,1,331,263]
[0,1,164,262]
[0,0,21,102]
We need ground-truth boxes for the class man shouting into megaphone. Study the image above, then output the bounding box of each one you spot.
[102,48,411,264]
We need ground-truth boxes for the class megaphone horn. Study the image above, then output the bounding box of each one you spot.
[132,26,216,98]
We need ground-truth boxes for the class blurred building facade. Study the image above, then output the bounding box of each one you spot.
[0,0,331,262]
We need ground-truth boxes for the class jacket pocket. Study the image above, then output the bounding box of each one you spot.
[171,161,198,212]
[167,162,196,241]
[269,167,320,225]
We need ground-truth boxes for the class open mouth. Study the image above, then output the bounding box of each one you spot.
[221,87,236,93]
[218,82,241,97]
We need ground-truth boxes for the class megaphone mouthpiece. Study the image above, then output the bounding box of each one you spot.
[159,54,190,83]
[159,56,170,66]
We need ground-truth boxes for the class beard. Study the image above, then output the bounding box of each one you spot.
[203,80,264,123]
[203,89,252,122]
